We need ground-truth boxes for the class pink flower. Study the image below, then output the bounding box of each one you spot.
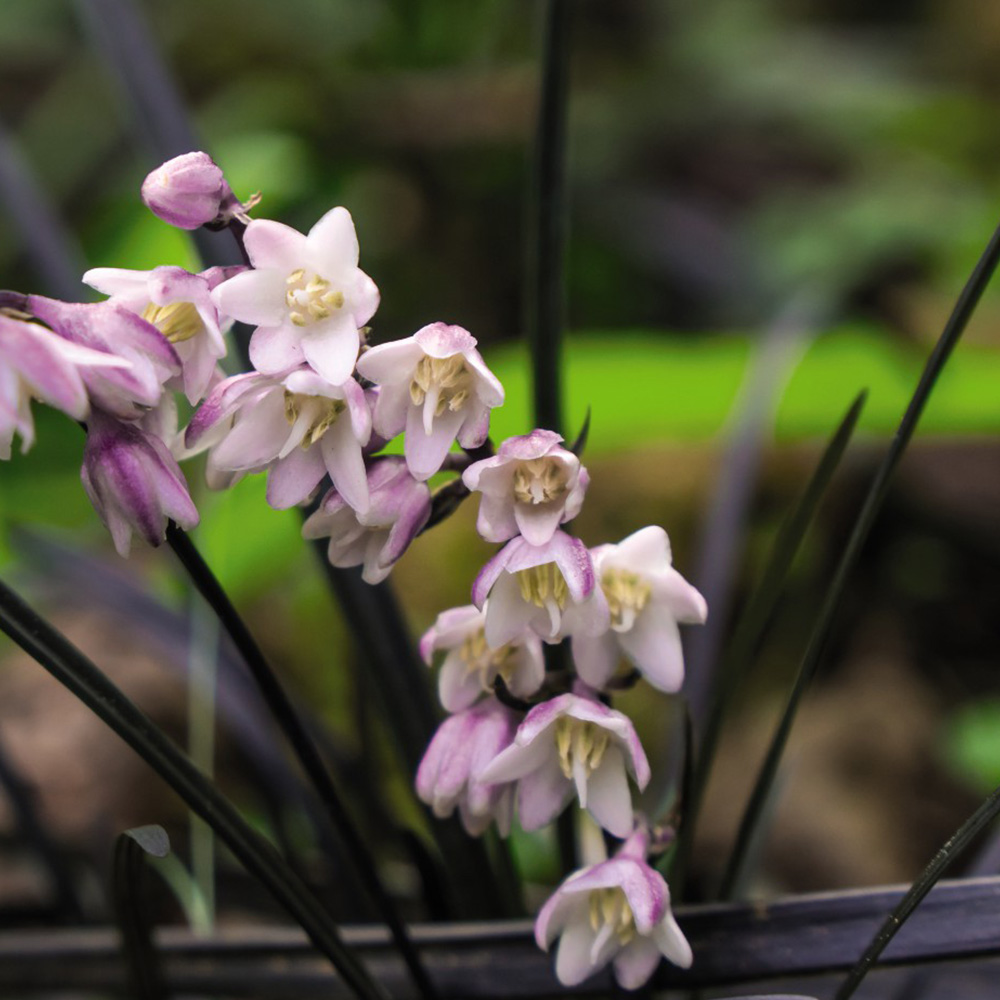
[83,265,240,404]
[0,314,129,458]
[211,207,379,386]
[472,530,609,648]
[301,457,430,584]
[416,698,519,836]
[82,409,199,557]
[463,429,589,545]
[356,322,504,480]
[27,295,179,418]
[572,527,707,693]
[420,604,545,713]
[141,151,230,230]
[186,366,371,511]
[535,829,691,989]
[479,688,649,837]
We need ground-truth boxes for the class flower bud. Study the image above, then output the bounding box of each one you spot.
[141,151,229,230]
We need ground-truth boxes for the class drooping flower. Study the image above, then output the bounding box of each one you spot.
[141,151,231,230]
[0,314,130,458]
[301,457,430,584]
[416,698,519,836]
[420,604,545,713]
[83,265,240,404]
[211,207,379,386]
[27,295,179,418]
[356,322,504,480]
[472,530,609,648]
[186,366,371,511]
[81,409,199,557]
[572,527,707,693]
[479,687,649,837]
[535,828,692,989]
[463,429,589,545]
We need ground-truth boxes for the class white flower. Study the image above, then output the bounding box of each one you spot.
[211,207,379,386]
[462,428,589,546]
[572,526,707,692]
[420,604,545,712]
[355,322,504,480]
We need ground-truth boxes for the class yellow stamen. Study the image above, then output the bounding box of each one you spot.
[141,301,203,343]
[458,627,517,691]
[553,718,611,781]
[588,889,637,945]
[512,457,571,505]
[602,568,651,630]
[285,268,343,327]
[516,563,569,609]
[284,391,346,446]
[408,355,472,410]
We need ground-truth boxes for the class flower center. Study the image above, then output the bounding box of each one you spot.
[141,301,203,343]
[588,888,636,946]
[602,568,651,632]
[459,627,517,690]
[285,269,344,327]
[512,457,570,505]
[516,563,569,609]
[409,355,472,414]
[555,718,611,782]
[284,391,346,447]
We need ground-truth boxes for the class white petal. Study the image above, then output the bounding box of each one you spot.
[586,747,634,838]
[212,268,289,327]
[619,614,685,693]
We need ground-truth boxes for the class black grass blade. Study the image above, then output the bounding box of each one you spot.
[526,0,573,436]
[166,525,436,1000]
[569,405,591,456]
[719,215,1000,902]
[834,782,1000,999]
[0,573,389,1000]
[113,825,169,1000]
[671,391,866,890]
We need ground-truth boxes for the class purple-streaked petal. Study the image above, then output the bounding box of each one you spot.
[209,389,289,470]
[613,938,662,990]
[321,422,370,513]
[438,653,485,713]
[517,755,573,831]
[266,446,327,509]
[412,322,477,359]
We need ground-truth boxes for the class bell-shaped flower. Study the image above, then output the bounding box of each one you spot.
[463,429,589,545]
[479,688,649,837]
[81,409,199,557]
[472,530,609,648]
[28,295,179,418]
[301,457,430,584]
[211,207,379,386]
[356,322,504,481]
[535,828,691,989]
[141,151,231,230]
[416,698,519,836]
[572,527,707,693]
[84,265,240,404]
[186,366,371,511]
[421,604,545,713]
[0,314,130,458]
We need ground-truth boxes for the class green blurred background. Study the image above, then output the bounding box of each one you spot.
[2,0,1000,905]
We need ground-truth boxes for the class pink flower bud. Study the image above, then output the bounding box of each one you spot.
[141,152,229,230]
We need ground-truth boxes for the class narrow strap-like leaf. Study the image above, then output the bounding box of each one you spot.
[670,391,865,889]
[720,214,1000,902]
[0,573,389,1000]
[113,825,169,1000]
[167,525,436,999]
[835,781,1000,999]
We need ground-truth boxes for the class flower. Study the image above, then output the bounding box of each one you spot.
[211,207,379,385]
[0,314,130,458]
[535,829,692,989]
[472,530,609,648]
[141,151,230,230]
[572,526,707,693]
[356,322,504,480]
[186,366,371,511]
[462,429,588,545]
[83,265,240,404]
[27,295,179,418]
[81,409,199,557]
[420,604,545,713]
[301,457,430,584]
[479,688,649,837]
[416,698,519,835]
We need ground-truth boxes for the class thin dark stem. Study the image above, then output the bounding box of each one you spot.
[834,782,1000,999]
[166,525,436,1000]
[0,573,388,1000]
[718,216,1000,902]
[526,0,572,436]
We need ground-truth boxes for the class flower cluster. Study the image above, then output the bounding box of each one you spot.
[0,151,707,991]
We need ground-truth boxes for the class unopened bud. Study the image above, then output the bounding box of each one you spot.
[141,151,229,230]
